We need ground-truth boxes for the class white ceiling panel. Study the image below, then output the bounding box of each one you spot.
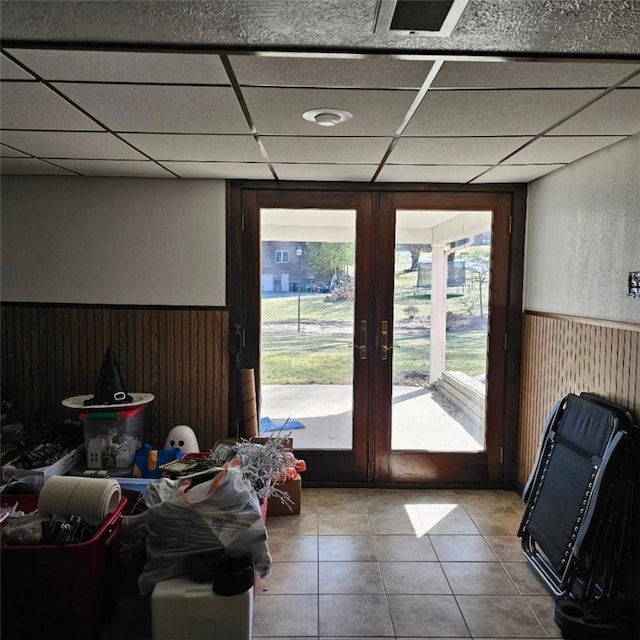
[51,159,175,177]
[120,133,263,161]
[159,161,273,179]
[6,49,229,84]
[471,164,565,183]
[376,165,492,183]
[261,136,391,163]
[432,61,640,89]
[0,157,76,174]
[0,130,146,159]
[388,136,533,165]
[52,83,250,133]
[504,136,626,165]
[0,82,103,130]
[1,144,29,157]
[547,89,640,135]
[1,53,35,79]
[404,89,600,136]
[623,74,640,87]
[242,87,417,136]
[273,163,377,181]
[230,55,434,89]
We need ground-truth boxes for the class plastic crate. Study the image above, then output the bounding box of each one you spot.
[1,493,127,639]
[80,404,147,475]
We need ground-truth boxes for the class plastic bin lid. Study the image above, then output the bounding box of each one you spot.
[79,403,148,420]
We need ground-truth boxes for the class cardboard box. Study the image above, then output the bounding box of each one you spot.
[267,474,301,516]
[2,443,85,485]
[250,436,293,450]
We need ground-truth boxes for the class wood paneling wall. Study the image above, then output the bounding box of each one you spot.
[1,303,229,450]
[518,311,639,487]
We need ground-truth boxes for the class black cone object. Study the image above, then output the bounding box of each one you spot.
[84,346,133,406]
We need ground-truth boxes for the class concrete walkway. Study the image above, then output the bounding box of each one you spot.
[259,384,483,451]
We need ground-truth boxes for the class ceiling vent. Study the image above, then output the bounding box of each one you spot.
[375,0,470,36]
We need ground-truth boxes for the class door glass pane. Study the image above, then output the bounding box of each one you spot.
[260,208,356,450]
[391,209,492,452]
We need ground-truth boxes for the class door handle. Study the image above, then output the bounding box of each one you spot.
[349,320,367,359]
[380,320,392,360]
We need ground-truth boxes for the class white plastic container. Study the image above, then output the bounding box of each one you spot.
[1,444,84,484]
[151,575,253,640]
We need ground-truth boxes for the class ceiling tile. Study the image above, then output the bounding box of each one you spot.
[120,133,263,161]
[0,131,146,159]
[504,135,625,164]
[0,157,76,174]
[52,83,250,133]
[1,144,29,157]
[159,161,273,179]
[622,73,640,87]
[1,53,35,80]
[547,89,640,135]
[0,82,103,131]
[51,159,175,177]
[230,55,433,89]
[471,164,565,183]
[404,89,600,136]
[375,165,492,182]
[389,136,532,164]
[241,87,417,136]
[273,163,377,181]
[6,49,229,84]
[433,61,640,89]
[261,136,391,163]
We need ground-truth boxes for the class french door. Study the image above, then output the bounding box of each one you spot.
[229,183,525,487]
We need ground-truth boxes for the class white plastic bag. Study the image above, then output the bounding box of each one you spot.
[138,464,271,595]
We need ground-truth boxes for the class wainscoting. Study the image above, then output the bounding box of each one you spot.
[518,311,639,487]
[4,304,637,487]
[1,303,230,450]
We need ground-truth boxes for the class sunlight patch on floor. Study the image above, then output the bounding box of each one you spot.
[404,502,459,537]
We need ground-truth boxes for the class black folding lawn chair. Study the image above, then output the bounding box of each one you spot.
[517,392,639,638]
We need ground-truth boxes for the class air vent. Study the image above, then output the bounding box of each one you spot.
[375,0,470,36]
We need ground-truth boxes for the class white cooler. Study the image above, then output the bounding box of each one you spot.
[151,575,253,640]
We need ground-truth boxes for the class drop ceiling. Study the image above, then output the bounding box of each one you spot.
[1,0,639,183]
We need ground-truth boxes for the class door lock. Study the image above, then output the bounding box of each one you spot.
[349,320,367,359]
[380,320,393,360]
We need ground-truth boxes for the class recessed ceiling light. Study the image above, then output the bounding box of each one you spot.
[302,108,353,127]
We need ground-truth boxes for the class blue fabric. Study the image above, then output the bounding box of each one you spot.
[260,417,305,433]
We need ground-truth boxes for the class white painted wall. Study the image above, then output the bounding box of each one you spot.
[525,135,640,325]
[1,176,226,305]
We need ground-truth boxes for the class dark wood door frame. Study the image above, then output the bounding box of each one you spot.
[374,191,517,486]
[227,181,527,489]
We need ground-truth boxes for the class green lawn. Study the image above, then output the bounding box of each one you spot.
[261,292,487,384]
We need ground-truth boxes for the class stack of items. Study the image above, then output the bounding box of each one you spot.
[216,435,306,516]
[517,392,639,639]
[138,462,273,640]
[62,346,154,476]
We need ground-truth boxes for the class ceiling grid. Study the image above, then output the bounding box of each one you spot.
[1,0,639,183]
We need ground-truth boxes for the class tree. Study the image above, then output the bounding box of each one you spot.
[398,244,431,271]
[463,249,491,317]
[305,242,355,283]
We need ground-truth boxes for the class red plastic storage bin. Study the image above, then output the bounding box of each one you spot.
[1,493,127,639]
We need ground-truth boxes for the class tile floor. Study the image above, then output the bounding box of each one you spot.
[253,487,561,639]
[102,487,561,639]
